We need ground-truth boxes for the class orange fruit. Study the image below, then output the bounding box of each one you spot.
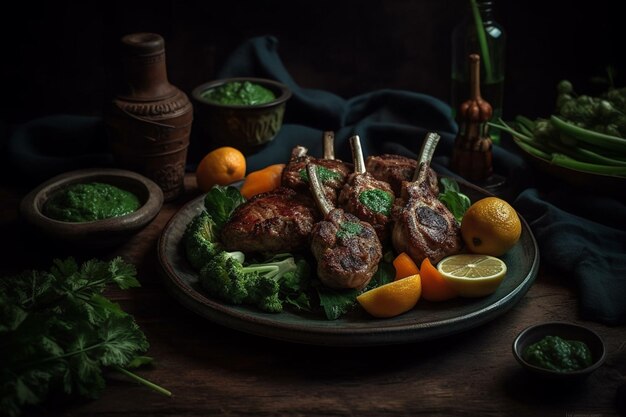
[393,252,420,281]
[460,197,521,256]
[420,258,457,302]
[356,274,422,318]
[437,254,507,297]
[196,147,246,192]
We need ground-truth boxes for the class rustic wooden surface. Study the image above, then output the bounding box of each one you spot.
[2,175,624,417]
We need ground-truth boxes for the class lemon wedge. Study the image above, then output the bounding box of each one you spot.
[437,254,507,297]
[357,274,422,318]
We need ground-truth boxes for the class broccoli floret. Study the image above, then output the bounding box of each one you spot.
[200,250,249,304]
[183,211,221,271]
[199,252,310,313]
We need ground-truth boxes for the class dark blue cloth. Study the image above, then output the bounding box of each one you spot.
[5,35,625,325]
[514,189,626,325]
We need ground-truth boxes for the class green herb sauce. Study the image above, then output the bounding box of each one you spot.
[336,221,363,239]
[202,81,276,106]
[358,189,393,216]
[523,335,593,372]
[299,166,341,183]
[44,182,141,223]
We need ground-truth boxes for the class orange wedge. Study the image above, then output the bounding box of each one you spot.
[356,274,422,318]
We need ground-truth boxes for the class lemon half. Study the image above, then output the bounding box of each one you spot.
[437,254,507,297]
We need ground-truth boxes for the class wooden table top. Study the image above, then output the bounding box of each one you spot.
[2,175,624,417]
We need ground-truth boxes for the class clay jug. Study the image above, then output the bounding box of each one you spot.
[106,32,193,201]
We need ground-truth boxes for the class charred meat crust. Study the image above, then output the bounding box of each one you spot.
[310,209,382,290]
[338,172,395,242]
[282,157,352,204]
[366,154,439,196]
[221,187,320,254]
[392,181,462,265]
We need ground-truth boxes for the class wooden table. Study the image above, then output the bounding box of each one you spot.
[2,175,624,417]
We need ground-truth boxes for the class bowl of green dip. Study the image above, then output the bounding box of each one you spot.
[192,77,291,150]
[20,168,164,246]
[512,321,606,380]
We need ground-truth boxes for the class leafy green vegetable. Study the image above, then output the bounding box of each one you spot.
[316,286,358,321]
[199,251,311,313]
[183,211,222,271]
[438,178,471,222]
[203,185,246,230]
[0,258,169,417]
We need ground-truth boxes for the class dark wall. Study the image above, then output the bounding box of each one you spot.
[2,0,623,126]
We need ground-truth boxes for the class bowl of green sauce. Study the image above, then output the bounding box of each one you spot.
[512,321,606,380]
[192,77,291,150]
[20,168,164,246]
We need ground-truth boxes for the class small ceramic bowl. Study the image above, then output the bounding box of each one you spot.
[192,77,291,150]
[20,168,163,246]
[512,321,606,380]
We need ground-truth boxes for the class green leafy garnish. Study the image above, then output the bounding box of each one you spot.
[438,178,471,222]
[358,189,393,216]
[0,257,170,417]
[299,166,341,183]
[336,221,363,239]
[203,185,246,230]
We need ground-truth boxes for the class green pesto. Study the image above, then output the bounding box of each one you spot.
[44,182,141,223]
[299,166,341,184]
[358,189,393,216]
[336,221,363,239]
[523,335,593,372]
[202,81,276,106]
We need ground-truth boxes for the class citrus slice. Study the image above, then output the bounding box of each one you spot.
[437,254,507,297]
[356,274,422,318]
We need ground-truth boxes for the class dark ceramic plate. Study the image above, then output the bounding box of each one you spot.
[157,182,539,346]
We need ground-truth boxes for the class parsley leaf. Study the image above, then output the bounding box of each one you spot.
[0,257,170,417]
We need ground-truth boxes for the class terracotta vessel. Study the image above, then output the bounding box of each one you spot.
[106,32,192,201]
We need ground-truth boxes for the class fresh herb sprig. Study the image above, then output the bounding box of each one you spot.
[0,257,170,417]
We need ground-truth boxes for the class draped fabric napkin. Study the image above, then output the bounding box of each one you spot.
[514,189,626,325]
[5,35,625,325]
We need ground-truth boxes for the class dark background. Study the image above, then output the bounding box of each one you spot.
[1,0,623,128]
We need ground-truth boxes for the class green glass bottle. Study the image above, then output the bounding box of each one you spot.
[451,0,506,143]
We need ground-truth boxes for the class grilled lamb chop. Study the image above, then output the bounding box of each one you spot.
[308,163,382,290]
[338,135,395,242]
[281,131,351,204]
[281,144,313,191]
[366,153,438,197]
[221,187,320,254]
[391,133,462,265]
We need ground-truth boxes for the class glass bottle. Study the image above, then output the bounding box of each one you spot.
[451,0,505,143]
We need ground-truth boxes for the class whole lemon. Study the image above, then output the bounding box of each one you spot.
[196,147,246,192]
[460,197,521,256]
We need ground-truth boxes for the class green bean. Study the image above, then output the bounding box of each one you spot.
[547,137,626,167]
[513,137,551,160]
[515,115,536,132]
[550,153,626,176]
[550,115,626,154]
